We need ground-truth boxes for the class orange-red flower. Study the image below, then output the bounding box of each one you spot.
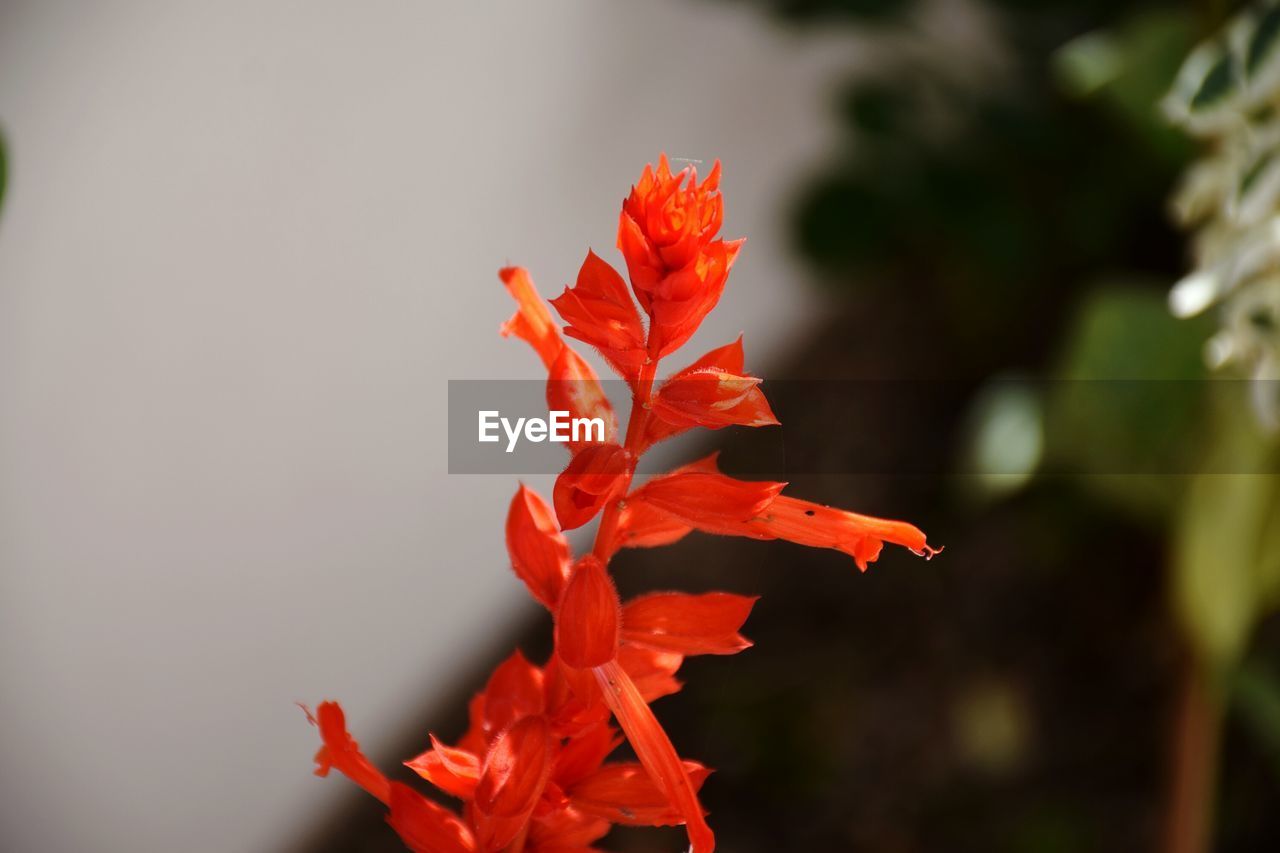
[309,156,939,853]
[618,155,744,357]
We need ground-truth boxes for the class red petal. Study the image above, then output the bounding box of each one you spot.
[622,592,758,656]
[570,760,712,826]
[543,654,610,736]
[499,267,563,369]
[386,782,476,853]
[680,336,745,375]
[609,499,693,558]
[475,716,555,818]
[628,469,784,536]
[617,645,684,702]
[650,239,742,357]
[748,496,937,571]
[552,443,634,530]
[546,347,619,453]
[550,251,646,358]
[592,660,716,853]
[506,485,571,609]
[555,555,621,669]
[304,701,391,805]
[527,806,611,849]
[481,650,545,735]
[553,721,622,789]
[651,367,778,431]
[405,735,481,799]
[473,716,555,850]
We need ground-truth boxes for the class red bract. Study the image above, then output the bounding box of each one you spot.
[308,156,939,853]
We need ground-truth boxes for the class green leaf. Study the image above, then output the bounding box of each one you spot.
[1043,285,1211,520]
[1173,392,1280,668]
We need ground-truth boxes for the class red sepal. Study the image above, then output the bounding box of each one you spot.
[405,735,481,799]
[550,250,647,379]
[570,760,712,827]
[505,485,571,610]
[622,592,758,656]
[552,443,634,530]
[555,555,621,669]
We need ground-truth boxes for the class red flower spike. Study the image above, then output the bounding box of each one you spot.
[386,782,477,853]
[620,155,725,282]
[479,651,545,735]
[622,592,758,656]
[499,267,563,369]
[570,760,712,827]
[627,469,785,536]
[305,701,391,805]
[473,716,555,849]
[651,367,778,431]
[550,250,648,378]
[748,495,939,572]
[592,660,715,853]
[552,443,634,530]
[308,156,941,852]
[555,556,621,669]
[405,734,481,799]
[505,485,571,610]
[546,347,618,452]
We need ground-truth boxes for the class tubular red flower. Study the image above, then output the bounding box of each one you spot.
[555,555,621,669]
[546,347,618,452]
[505,485,571,610]
[747,495,939,572]
[306,701,391,805]
[592,660,715,853]
[499,266,563,369]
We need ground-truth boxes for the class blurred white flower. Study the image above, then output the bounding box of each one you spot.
[1166,2,1280,428]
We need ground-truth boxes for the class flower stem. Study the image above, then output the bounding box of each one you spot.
[592,354,659,559]
[1164,656,1223,853]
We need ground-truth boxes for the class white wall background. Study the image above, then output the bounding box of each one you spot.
[0,2,860,850]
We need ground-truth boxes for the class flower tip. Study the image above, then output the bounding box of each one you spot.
[914,543,944,561]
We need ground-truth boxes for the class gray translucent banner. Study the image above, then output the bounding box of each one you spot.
[447,379,1280,475]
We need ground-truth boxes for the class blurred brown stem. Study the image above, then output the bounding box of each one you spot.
[1164,659,1222,853]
